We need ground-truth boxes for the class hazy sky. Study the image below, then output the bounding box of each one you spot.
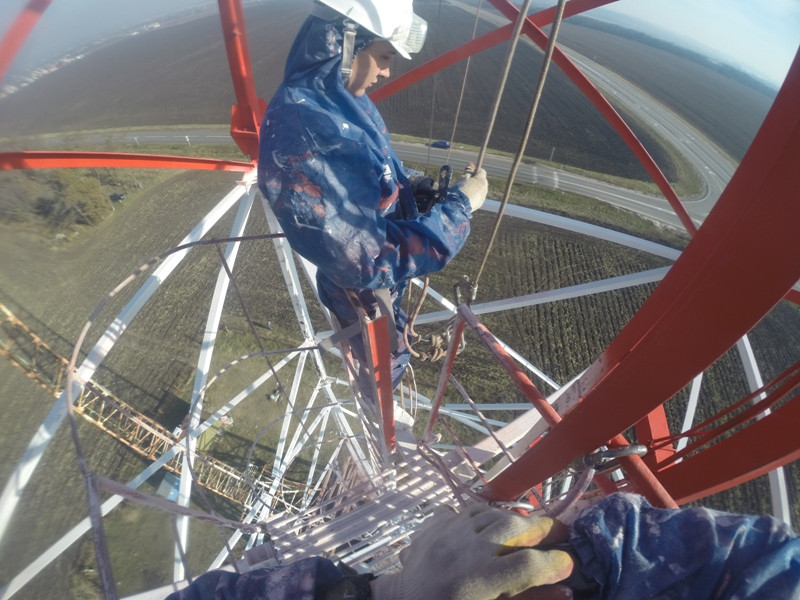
[594,0,800,87]
[2,0,798,87]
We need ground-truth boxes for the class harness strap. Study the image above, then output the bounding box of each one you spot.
[340,20,358,78]
[318,288,398,354]
[373,287,399,353]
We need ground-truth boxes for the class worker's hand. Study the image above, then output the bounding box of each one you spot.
[370,503,575,600]
[458,165,488,212]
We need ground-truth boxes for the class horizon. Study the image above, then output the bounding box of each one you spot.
[2,0,797,90]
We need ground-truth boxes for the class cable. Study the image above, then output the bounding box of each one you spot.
[472,0,569,295]
[474,0,535,173]
[446,0,486,165]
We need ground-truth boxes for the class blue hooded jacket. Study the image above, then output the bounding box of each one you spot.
[170,493,800,600]
[257,14,472,327]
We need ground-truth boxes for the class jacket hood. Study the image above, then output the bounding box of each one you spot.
[283,15,374,87]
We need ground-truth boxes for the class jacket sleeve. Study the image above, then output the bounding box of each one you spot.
[165,557,344,600]
[569,492,800,599]
[258,102,472,291]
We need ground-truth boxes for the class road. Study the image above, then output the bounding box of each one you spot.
[43,48,740,232]
[563,48,738,226]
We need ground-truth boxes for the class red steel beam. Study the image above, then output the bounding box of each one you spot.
[217,0,266,161]
[0,0,53,84]
[658,392,800,504]
[373,0,697,234]
[462,301,672,504]
[487,0,697,234]
[480,50,800,504]
[364,316,396,452]
[0,151,253,172]
[372,0,617,102]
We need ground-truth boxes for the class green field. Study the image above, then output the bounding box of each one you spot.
[2,157,798,597]
[0,3,793,598]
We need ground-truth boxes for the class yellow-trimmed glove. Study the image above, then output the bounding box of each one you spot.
[370,503,575,600]
[457,166,488,213]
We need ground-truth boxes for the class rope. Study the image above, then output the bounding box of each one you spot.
[402,1,484,351]
[403,279,463,362]
[446,0,486,165]
[423,0,447,172]
[474,0,535,173]
[472,0,569,294]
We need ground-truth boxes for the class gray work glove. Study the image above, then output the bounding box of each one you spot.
[457,166,488,213]
[371,503,575,600]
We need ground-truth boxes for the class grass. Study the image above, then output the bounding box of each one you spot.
[0,6,789,593]
[1,152,797,598]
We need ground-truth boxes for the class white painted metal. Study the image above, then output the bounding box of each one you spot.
[410,278,561,390]
[736,335,791,526]
[5,156,795,600]
[417,267,671,324]
[174,179,257,581]
[0,174,254,552]
[677,373,704,453]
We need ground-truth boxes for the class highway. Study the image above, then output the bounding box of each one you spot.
[39,48,740,232]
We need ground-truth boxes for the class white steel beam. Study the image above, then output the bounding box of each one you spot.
[174,178,256,581]
[0,173,254,549]
[736,335,791,525]
[1,348,301,599]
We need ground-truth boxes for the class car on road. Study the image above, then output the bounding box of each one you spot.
[430,139,451,149]
[109,193,126,203]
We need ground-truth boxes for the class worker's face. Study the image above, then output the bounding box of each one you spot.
[346,40,396,97]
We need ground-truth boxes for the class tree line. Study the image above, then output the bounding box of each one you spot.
[0,169,117,232]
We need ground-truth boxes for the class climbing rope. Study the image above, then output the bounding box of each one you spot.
[446,0,486,165]
[472,0,569,299]
[404,278,466,362]
[475,0,535,173]
[404,0,568,358]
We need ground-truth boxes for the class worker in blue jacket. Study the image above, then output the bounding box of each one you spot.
[257,0,488,391]
[168,492,800,599]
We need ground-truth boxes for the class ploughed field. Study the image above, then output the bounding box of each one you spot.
[0,1,792,598]
[0,1,774,176]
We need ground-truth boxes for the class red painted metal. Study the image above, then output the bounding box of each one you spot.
[364,316,396,452]
[373,0,697,234]
[461,305,560,427]
[217,0,266,161]
[635,405,676,471]
[658,401,800,504]
[0,0,53,84]
[422,304,673,504]
[1,0,797,511]
[373,25,514,103]
[423,314,467,442]
[0,151,253,172]
[654,361,800,471]
[658,392,800,504]
[479,50,800,505]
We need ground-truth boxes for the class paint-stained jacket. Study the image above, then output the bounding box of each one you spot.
[257,15,472,323]
[569,492,800,599]
[168,493,800,599]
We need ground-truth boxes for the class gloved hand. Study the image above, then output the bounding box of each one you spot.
[458,165,488,213]
[371,503,575,600]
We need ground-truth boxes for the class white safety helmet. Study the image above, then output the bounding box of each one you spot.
[312,0,428,59]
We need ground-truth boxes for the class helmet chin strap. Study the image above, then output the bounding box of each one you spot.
[340,19,358,79]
